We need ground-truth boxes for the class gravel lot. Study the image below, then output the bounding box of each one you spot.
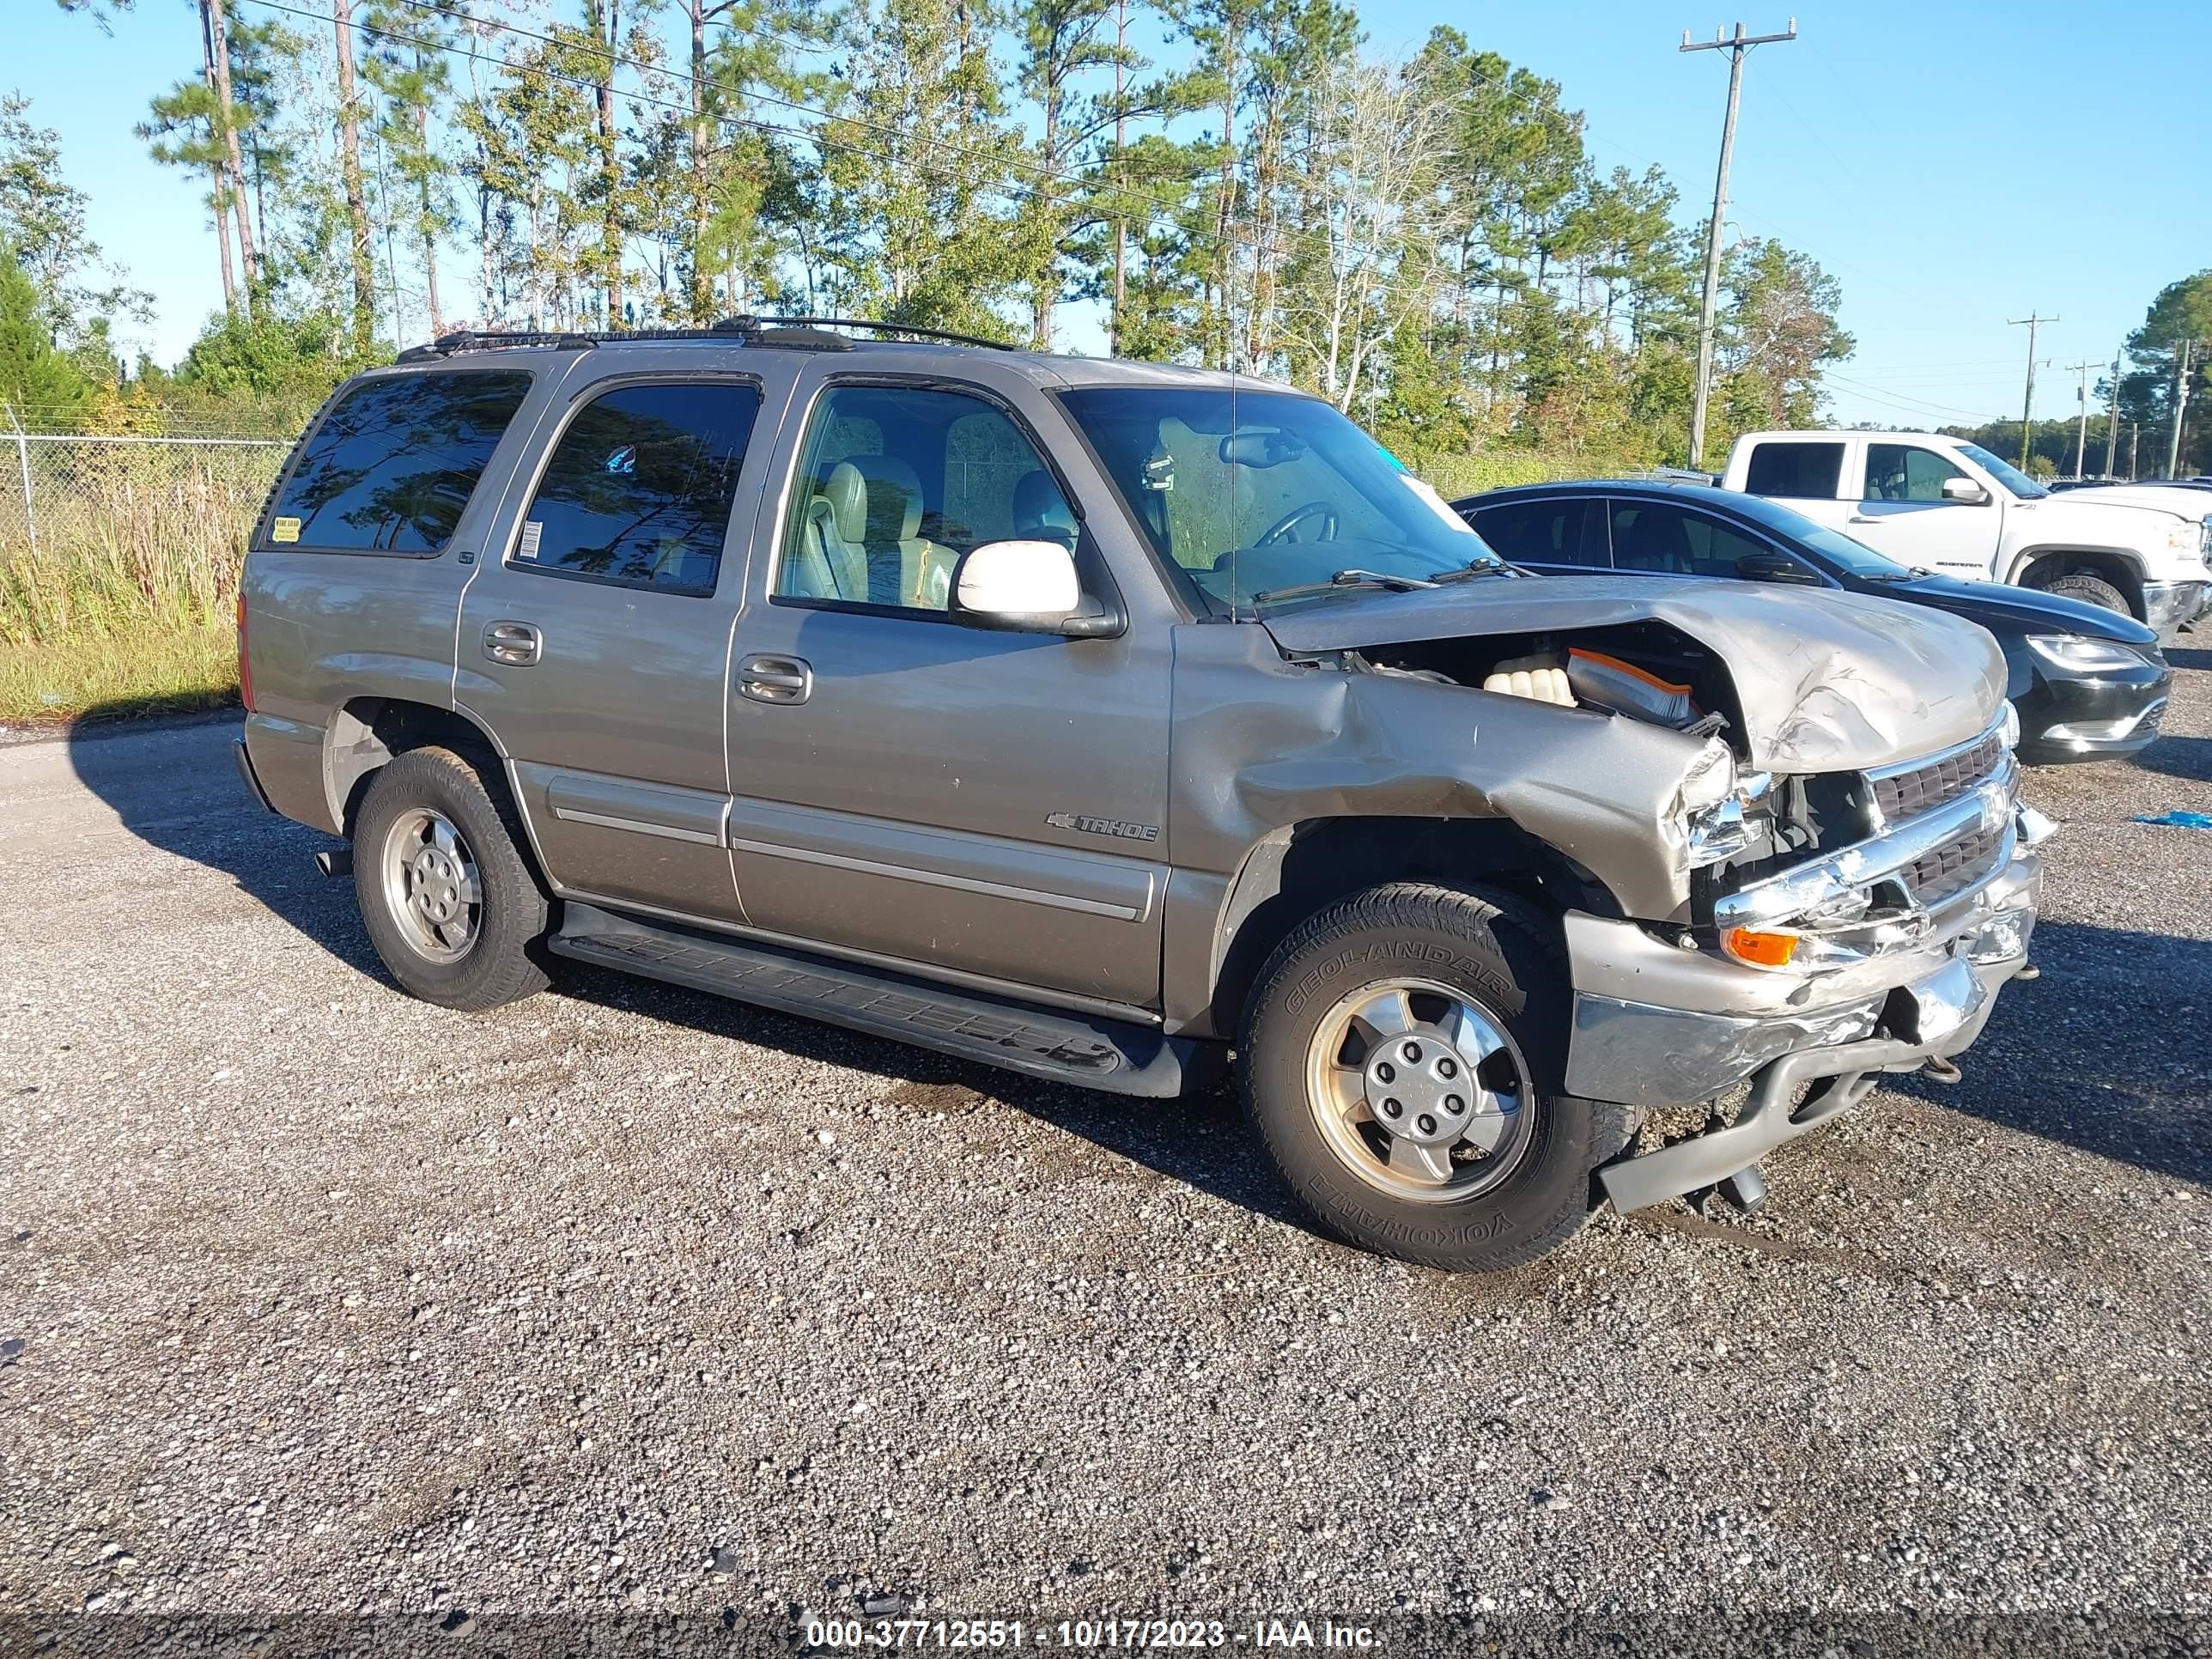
[3,657,2209,1647]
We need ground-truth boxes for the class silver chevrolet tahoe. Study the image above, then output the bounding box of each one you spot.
[234,320,2049,1272]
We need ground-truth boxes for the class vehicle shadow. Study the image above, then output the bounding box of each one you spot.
[61,707,1309,1237]
[544,954,1310,1231]
[1899,919,2212,1188]
[2130,732,2212,784]
[62,709,374,976]
[70,712,2209,1234]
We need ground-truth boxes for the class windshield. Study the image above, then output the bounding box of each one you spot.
[1715,489,1918,578]
[1057,386,1499,614]
[1958,442,2049,500]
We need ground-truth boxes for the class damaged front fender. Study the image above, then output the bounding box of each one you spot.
[1167,624,1722,928]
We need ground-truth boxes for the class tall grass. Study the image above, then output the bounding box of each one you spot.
[0,444,277,720]
[0,447,273,646]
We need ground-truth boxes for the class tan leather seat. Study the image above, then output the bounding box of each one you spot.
[833,455,957,609]
[810,461,874,599]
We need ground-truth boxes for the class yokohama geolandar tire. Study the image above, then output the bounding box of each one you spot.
[352,746,550,1012]
[1240,883,1632,1273]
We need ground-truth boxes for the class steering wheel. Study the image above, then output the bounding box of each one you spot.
[1255,500,1340,547]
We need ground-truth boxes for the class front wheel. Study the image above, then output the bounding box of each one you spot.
[2039,570,2131,617]
[352,746,550,1012]
[1239,884,1631,1273]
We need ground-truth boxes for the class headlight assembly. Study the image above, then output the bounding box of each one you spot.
[1686,767,1775,869]
[2026,634,2148,674]
[2166,523,2198,554]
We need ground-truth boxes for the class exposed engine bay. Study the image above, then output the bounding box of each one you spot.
[1311,619,1919,933]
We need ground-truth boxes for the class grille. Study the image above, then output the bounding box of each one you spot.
[1904,823,2006,908]
[1873,730,2006,823]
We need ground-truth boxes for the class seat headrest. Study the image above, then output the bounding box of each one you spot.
[824,454,924,543]
[817,461,869,541]
[1012,469,1076,546]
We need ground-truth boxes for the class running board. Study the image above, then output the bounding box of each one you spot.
[549,902,1209,1099]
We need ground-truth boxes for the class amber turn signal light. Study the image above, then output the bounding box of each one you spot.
[1723,927,1799,968]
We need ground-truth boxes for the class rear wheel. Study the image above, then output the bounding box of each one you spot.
[1239,883,1632,1273]
[2040,570,2131,617]
[352,746,550,1011]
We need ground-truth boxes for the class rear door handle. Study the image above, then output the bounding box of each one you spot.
[483,620,543,666]
[1847,514,1880,524]
[738,653,812,705]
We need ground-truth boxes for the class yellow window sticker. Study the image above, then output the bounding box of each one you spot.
[271,516,301,544]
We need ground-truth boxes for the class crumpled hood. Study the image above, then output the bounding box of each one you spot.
[1259,574,2007,774]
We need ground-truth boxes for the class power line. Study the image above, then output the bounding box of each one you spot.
[1821,370,2000,422]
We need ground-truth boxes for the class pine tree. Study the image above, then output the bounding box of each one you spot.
[332,0,379,351]
[364,2,461,337]
[0,252,92,428]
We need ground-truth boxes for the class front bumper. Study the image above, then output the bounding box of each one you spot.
[2142,580,2206,641]
[1565,834,2043,1212]
[2014,657,2172,764]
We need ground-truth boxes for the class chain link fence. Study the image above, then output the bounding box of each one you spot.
[0,430,289,646]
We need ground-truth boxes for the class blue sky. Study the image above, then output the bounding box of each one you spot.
[14,0,2210,430]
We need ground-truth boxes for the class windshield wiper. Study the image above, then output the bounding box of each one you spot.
[1329,568,1437,590]
[1431,559,1522,583]
[1862,566,1936,581]
[1253,568,1438,604]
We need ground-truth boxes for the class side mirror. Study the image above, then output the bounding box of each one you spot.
[1735,552,1821,585]
[950,539,1109,636]
[1942,477,1991,505]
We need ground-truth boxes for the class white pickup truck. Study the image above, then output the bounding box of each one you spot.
[1722,429,2212,638]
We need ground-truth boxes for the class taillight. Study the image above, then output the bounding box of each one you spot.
[236,589,255,714]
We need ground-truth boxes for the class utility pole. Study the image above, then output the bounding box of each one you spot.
[2165,338,2196,479]
[2063,358,2096,477]
[2128,422,2139,480]
[2105,353,2123,478]
[1681,16,1797,470]
[2008,312,2057,469]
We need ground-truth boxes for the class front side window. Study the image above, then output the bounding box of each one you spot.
[264,369,532,553]
[1471,498,1602,566]
[775,384,1074,613]
[1607,501,1774,580]
[1744,441,1844,500]
[1058,386,1496,615]
[512,381,761,593]
[1863,443,1965,502]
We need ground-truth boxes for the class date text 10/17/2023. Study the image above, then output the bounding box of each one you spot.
[800,1620,1383,1650]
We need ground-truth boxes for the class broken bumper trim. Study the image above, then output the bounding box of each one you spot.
[1595,951,2014,1214]
[1566,823,2043,1109]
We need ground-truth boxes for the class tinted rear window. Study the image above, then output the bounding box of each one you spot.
[512,381,762,594]
[1743,441,1843,500]
[264,370,532,553]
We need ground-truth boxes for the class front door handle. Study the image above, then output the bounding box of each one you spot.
[483,620,543,666]
[1847,513,1880,524]
[738,653,812,705]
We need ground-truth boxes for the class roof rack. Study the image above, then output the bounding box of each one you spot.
[394,313,1015,363]
[756,314,1016,351]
